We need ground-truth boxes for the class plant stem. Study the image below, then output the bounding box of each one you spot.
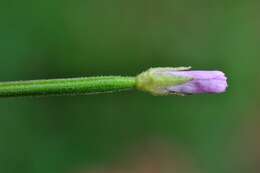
[0,76,136,97]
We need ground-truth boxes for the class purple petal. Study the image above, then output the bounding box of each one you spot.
[167,71,228,94]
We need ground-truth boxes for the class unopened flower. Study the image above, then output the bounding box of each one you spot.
[136,67,228,96]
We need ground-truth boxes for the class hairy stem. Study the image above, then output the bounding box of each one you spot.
[0,76,136,97]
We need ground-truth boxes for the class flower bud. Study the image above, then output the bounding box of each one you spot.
[136,67,228,96]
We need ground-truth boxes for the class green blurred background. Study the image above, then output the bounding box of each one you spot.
[0,0,259,173]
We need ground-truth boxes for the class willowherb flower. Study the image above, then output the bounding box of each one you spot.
[0,66,228,97]
[136,67,228,96]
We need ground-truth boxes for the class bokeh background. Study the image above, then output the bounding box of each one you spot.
[0,0,259,173]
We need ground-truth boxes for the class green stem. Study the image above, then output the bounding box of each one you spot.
[0,76,136,97]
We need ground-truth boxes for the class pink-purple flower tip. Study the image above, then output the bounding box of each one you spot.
[167,70,228,94]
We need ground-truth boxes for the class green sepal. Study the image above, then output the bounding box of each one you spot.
[136,67,192,96]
